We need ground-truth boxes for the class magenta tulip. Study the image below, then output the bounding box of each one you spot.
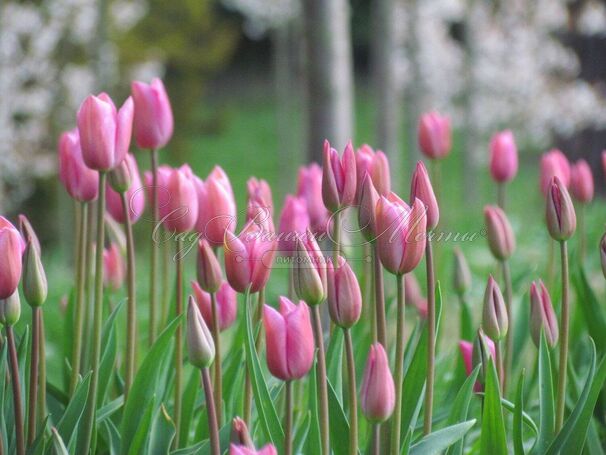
[360,343,395,422]
[570,159,594,203]
[546,176,576,241]
[322,140,357,212]
[196,166,237,246]
[459,337,495,392]
[358,174,380,241]
[191,280,237,331]
[103,243,125,291]
[530,280,558,348]
[293,234,327,305]
[482,275,508,341]
[106,154,145,223]
[410,161,439,230]
[418,111,451,159]
[540,149,571,195]
[355,144,391,200]
[489,130,518,183]
[230,444,277,455]
[296,163,331,234]
[484,205,515,260]
[278,195,310,254]
[197,239,223,293]
[327,256,362,328]
[160,165,198,233]
[131,78,173,150]
[0,218,23,299]
[58,129,99,202]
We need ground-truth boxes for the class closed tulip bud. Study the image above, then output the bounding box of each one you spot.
[77,93,134,171]
[410,161,439,230]
[459,341,473,376]
[58,129,99,202]
[601,233,606,279]
[263,297,315,381]
[472,329,496,389]
[546,176,576,241]
[106,154,146,224]
[197,240,223,293]
[360,343,395,422]
[18,215,40,255]
[570,159,594,203]
[187,296,215,368]
[540,149,571,195]
[484,205,515,260]
[0,218,24,299]
[161,165,198,233]
[230,417,254,449]
[191,280,237,331]
[0,290,21,326]
[103,243,126,291]
[196,166,237,246]
[297,163,331,234]
[278,195,310,255]
[131,78,173,150]
[453,247,472,296]
[418,111,451,159]
[322,140,357,212]
[530,280,558,348]
[482,276,508,341]
[108,156,132,193]
[327,256,362,328]
[405,273,427,318]
[375,194,427,275]
[460,335,495,392]
[293,234,327,305]
[247,177,273,215]
[489,130,518,183]
[22,238,47,307]
[229,443,277,455]
[355,145,391,201]
[358,174,379,241]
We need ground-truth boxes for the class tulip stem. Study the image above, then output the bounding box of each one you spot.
[6,325,25,455]
[495,340,504,392]
[38,310,46,427]
[121,192,137,400]
[174,237,184,448]
[311,304,330,455]
[285,380,293,455]
[161,230,171,327]
[243,287,253,425]
[80,171,106,455]
[372,244,386,348]
[210,292,222,424]
[70,201,88,395]
[201,367,220,455]
[344,328,358,455]
[255,288,265,352]
[501,259,513,395]
[578,203,586,262]
[556,240,570,431]
[149,148,159,346]
[497,183,506,209]
[332,210,341,264]
[288,266,295,301]
[424,238,436,435]
[390,274,405,455]
[458,295,473,341]
[371,424,381,455]
[28,306,40,445]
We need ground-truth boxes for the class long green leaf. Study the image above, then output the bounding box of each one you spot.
[572,268,606,353]
[51,428,69,455]
[178,367,199,446]
[148,404,176,454]
[306,359,322,455]
[54,372,92,450]
[409,420,476,455]
[513,370,525,455]
[326,329,344,404]
[128,397,156,455]
[445,365,480,455]
[327,379,349,455]
[170,423,231,455]
[97,301,122,406]
[480,357,508,455]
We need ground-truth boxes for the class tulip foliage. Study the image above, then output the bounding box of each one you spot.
[2,82,606,455]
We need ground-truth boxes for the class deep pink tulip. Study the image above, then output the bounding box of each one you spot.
[191,280,237,331]
[405,273,427,319]
[58,128,99,202]
[229,443,277,455]
[546,176,576,241]
[418,111,451,159]
[322,140,357,212]
[160,165,198,233]
[360,343,395,422]
[484,205,515,260]
[410,161,439,230]
[278,195,310,255]
[482,275,508,341]
[530,280,558,348]
[296,163,331,234]
[106,154,145,223]
[263,297,315,381]
[0,218,23,299]
[375,194,427,275]
[131,78,173,150]
[358,174,380,242]
[197,239,223,293]
[224,221,276,293]
[570,159,594,203]
[196,166,237,246]
[540,149,571,195]
[327,256,362,328]
[459,337,495,392]
[144,164,172,211]
[103,243,125,291]
[293,234,327,305]
[77,93,134,171]
[489,130,518,183]
[246,177,274,233]
[355,144,391,200]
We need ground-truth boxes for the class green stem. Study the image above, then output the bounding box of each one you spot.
[556,240,570,431]
[501,259,513,395]
[578,203,586,263]
[495,340,504,392]
[424,238,436,435]
[201,367,220,455]
[37,310,46,427]
[285,380,293,455]
[288,265,295,301]
[391,274,405,455]
[210,292,222,424]
[344,328,358,455]
[121,192,137,400]
[6,326,25,455]
[243,287,253,425]
[161,230,171,327]
[255,288,265,352]
[311,304,330,455]
[497,182,506,209]
[458,295,473,341]
[373,243,386,348]
[371,424,381,455]
[70,201,88,395]
[28,306,40,445]
[174,237,184,448]
[80,171,106,455]
[149,148,159,346]
[332,210,341,264]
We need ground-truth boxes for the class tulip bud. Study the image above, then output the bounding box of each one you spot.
[161,165,199,233]
[489,130,518,183]
[0,218,24,299]
[472,329,495,389]
[484,205,515,260]
[540,149,571,195]
[601,232,606,279]
[529,280,558,348]
[18,215,40,254]
[327,256,362,328]
[293,235,327,305]
[418,111,451,159]
[191,280,237,331]
[358,174,379,241]
[278,195,310,255]
[360,343,395,422]
[0,290,21,326]
[247,177,273,216]
[196,166,237,246]
[229,443,278,455]
[22,238,47,307]
[58,129,99,202]
[187,296,215,368]
[106,154,146,224]
[570,159,594,204]
[355,145,391,201]
[482,276,508,341]
[103,243,126,291]
[546,176,576,242]
[108,157,133,193]
[230,417,254,449]
[197,240,223,293]
[453,247,471,296]
[322,140,357,212]
[410,161,439,230]
[131,78,174,150]
[297,163,331,234]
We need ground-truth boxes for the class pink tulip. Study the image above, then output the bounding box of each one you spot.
[191,280,237,331]
[375,194,427,275]
[546,176,576,241]
[278,195,310,255]
[77,93,134,171]
[410,161,439,230]
[160,165,198,233]
[489,130,518,183]
[196,166,237,246]
[0,218,23,299]
[103,243,125,291]
[530,280,558,348]
[405,274,427,318]
[296,163,331,234]
[197,239,223,293]
[144,164,172,211]
[327,256,362,328]
[131,78,173,150]
[58,129,99,202]
[293,234,327,305]
[106,154,145,223]
[459,337,495,392]
[224,222,276,293]
[355,144,391,200]
[570,159,594,203]
[263,297,315,381]
[246,177,274,233]
[322,140,357,212]
[229,444,277,455]
[360,343,395,422]
[540,149,571,195]
[358,174,380,242]
[418,111,451,159]
[484,205,515,260]
[482,275,508,341]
